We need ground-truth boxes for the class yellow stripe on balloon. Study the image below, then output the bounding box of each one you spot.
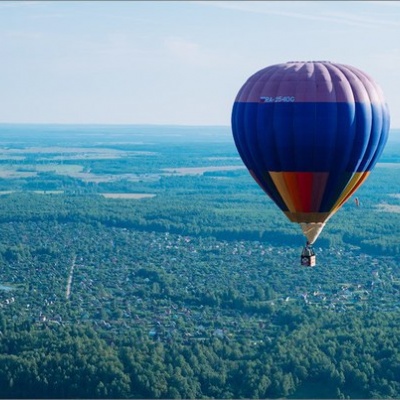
[331,171,370,213]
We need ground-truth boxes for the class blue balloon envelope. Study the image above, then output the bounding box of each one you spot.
[232,61,390,243]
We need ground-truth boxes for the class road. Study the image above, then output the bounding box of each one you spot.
[66,255,76,300]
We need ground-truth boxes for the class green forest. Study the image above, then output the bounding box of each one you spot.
[1,124,400,398]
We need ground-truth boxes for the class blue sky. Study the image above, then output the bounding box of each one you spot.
[1,0,399,127]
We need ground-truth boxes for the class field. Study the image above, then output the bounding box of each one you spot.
[101,193,156,199]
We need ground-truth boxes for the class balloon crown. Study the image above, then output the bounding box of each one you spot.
[287,60,332,63]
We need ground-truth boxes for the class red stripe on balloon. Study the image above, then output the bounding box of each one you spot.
[295,173,313,212]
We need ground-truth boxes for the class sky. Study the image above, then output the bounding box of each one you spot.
[0,0,399,127]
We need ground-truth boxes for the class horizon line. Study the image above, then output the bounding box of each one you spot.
[0,122,399,130]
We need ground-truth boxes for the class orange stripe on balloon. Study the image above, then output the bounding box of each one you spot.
[282,173,304,211]
[269,172,297,212]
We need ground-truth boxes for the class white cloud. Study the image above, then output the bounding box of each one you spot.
[193,1,400,29]
[164,36,203,65]
[165,36,199,57]
[0,1,41,9]
[163,36,221,68]
[324,10,400,29]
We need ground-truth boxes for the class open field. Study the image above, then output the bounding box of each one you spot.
[162,165,245,175]
[0,164,82,178]
[0,162,245,183]
[0,168,36,178]
[0,164,150,183]
[0,146,127,155]
[377,203,400,213]
[101,193,156,199]
[0,146,156,161]
[0,155,25,160]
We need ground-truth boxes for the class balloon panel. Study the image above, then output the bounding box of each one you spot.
[232,102,389,173]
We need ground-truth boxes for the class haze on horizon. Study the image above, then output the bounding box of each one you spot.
[0,1,399,128]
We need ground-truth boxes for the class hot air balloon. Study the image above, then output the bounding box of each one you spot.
[231,61,390,266]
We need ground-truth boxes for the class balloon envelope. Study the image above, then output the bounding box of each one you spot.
[231,61,390,243]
